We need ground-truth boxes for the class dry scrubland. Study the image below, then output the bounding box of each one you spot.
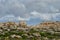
[0,21,60,40]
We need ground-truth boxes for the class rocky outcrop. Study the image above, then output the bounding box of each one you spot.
[0,21,60,40]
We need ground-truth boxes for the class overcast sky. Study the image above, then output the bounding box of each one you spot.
[0,0,60,25]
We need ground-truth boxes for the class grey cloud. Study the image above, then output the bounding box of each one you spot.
[0,14,30,22]
[0,0,26,17]
[22,0,60,13]
[0,0,60,19]
[30,11,60,21]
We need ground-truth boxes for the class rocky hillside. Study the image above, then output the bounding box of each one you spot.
[0,21,60,40]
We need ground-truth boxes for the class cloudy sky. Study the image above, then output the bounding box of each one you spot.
[0,0,60,25]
